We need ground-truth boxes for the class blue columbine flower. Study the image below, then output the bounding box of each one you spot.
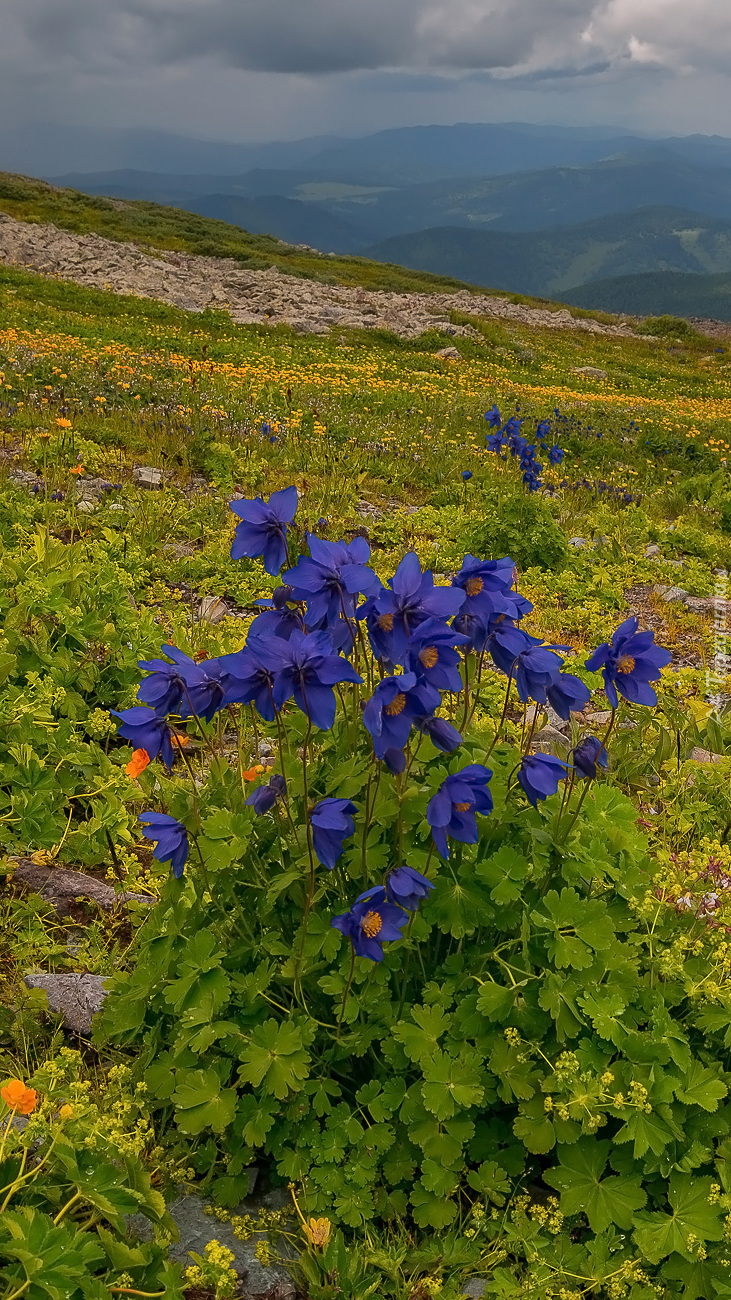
[386,865,435,911]
[517,753,568,806]
[414,715,463,753]
[585,616,671,708]
[571,736,609,780]
[138,812,189,878]
[462,470,473,481]
[331,886,409,962]
[229,485,298,575]
[484,404,502,427]
[426,764,493,859]
[218,637,278,720]
[363,672,441,761]
[283,535,379,628]
[548,446,564,466]
[246,773,287,814]
[546,672,591,720]
[310,797,357,870]
[111,707,175,769]
[510,644,566,705]
[404,618,470,693]
[248,585,306,641]
[361,552,465,664]
[486,431,506,454]
[136,646,224,723]
[452,555,531,624]
[268,630,362,730]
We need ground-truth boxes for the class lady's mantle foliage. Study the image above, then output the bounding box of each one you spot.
[101,478,729,1294]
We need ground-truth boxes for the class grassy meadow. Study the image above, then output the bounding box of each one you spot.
[3,250,731,1299]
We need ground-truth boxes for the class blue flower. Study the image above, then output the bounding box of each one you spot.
[229,485,298,575]
[585,617,671,708]
[283,535,379,627]
[362,552,464,664]
[111,707,175,769]
[426,764,493,859]
[511,644,566,705]
[248,585,306,641]
[486,432,506,454]
[548,446,564,465]
[268,630,362,730]
[310,797,357,870]
[363,672,440,761]
[536,420,551,440]
[246,773,287,814]
[331,885,408,961]
[138,812,189,878]
[452,555,530,624]
[404,618,469,692]
[386,865,434,911]
[485,616,541,669]
[138,645,224,720]
[415,715,463,753]
[572,736,609,780]
[517,753,567,806]
[462,470,473,481]
[546,672,591,720]
[484,404,502,427]
[218,638,278,720]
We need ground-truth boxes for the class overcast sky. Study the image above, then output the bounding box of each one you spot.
[4,0,731,163]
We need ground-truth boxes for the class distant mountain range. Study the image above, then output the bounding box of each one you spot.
[34,120,731,320]
[563,271,731,321]
[363,208,731,298]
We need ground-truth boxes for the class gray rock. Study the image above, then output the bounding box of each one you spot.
[571,366,608,379]
[462,1282,487,1300]
[133,466,164,489]
[592,534,610,548]
[257,740,274,758]
[130,1188,297,1298]
[75,499,96,513]
[585,710,612,726]
[435,346,461,359]
[198,594,228,624]
[666,558,687,569]
[645,544,662,558]
[24,972,109,1034]
[689,747,724,763]
[569,537,587,548]
[654,584,689,604]
[12,859,153,916]
[535,726,571,754]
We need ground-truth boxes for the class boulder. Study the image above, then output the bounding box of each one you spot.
[24,972,109,1034]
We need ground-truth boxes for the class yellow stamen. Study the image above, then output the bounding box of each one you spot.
[616,654,636,674]
[377,613,394,631]
[385,692,406,716]
[419,646,439,669]
[361,911,382,937]
[465,576,483,596]
[454,801,471,812]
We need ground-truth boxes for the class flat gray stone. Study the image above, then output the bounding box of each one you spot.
[535,726,571,754]
[133,466,164,488]
[569,537,587,548]
[24,972,109,1034]
[645,544,662,558]
[655,584,689,603]
[12,859,153,916]
[571,366,607,379]
[198,595,229,624]
[130,1187,297,1298]
[435,346,461,359]
[689,747,724,763]
[462,1281,487,1299]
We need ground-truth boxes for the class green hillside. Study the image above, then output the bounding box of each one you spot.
[364,206,731,298]
[563,267,731,320]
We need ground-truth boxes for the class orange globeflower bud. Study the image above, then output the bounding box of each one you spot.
[170,733,191,750]
[1,1079,38,1114]
[125,748,150,778]
[242,764,265,782]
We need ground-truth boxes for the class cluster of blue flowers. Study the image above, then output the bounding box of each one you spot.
[484,406,564,492]
[116,485,671,964]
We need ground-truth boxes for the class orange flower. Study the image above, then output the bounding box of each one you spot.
[70,464,84,475]
[303,1217,332,1248]
[125,748,150,778]
[242,764,265,782]
[1,1079,38,1114]
[55,417,71,428]
[170,733,191,750]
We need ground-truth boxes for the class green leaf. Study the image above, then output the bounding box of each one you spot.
[634,1173,723,1264]
[531,889,614,969]
[674,1061,728,1112]
[421,1052,484,1120]
[172,1067,237,1134]
[543,1139,646,1232]
[238,1018,311,1099]
[410,1181,458,1229]
[477,982,517,1022]
[393,1004,450,1064]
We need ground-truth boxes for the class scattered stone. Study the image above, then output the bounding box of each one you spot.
[585,710,612,726]
[462,1282,487,1300]
[257,740,274,759]
[198,594,228,624]
[133,465,164,489]
[535,726,571,754]
[654,584,690,604]
[0,212,639,343]
[689,747,724,763]
[130,1187,296,1298]
[24,972,109,1034]
[592,534,610,548]
[666,558,687,569]
[644,543,662,558]
[569,537,587,548]
[75,499,95,513]
[11,859,153,916]
[571,366,608,379]
[435,346,461,359]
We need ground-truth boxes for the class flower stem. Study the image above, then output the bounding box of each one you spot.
[336,946,357,1039]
